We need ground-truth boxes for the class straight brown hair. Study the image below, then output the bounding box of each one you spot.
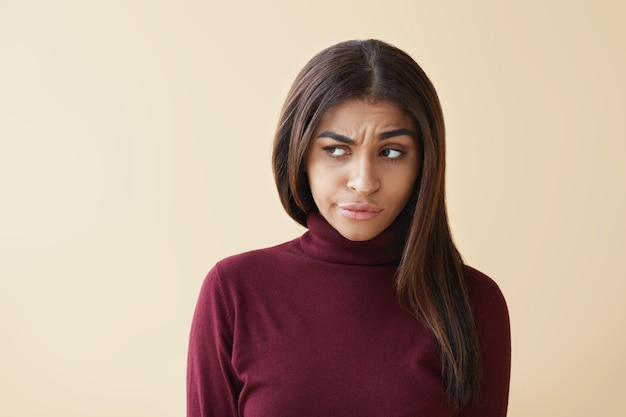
[272,39,481,407]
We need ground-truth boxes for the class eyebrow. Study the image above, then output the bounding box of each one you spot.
[316,128,415,144]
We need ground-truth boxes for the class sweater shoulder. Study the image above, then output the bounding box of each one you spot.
[208,237,302,283]
[463,265,509,317]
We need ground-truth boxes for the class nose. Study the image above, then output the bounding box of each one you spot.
[347,157,380,195]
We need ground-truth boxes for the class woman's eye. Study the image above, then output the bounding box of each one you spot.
[380,148,404,159]
[324,146,349,157]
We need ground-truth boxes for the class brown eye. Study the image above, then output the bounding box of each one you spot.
[380,148,404,159]
[323,146,349,157]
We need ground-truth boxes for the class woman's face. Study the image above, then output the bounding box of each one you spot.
[305,99,421,241]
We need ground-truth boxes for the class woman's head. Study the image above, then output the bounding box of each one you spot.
[305,98,421,241]
[273,39,446,241]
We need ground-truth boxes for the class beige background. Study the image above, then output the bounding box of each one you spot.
[1,0,624,416]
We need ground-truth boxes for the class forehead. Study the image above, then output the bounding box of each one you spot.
[315,99,414,131]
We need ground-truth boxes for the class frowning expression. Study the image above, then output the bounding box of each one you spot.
[305,99,421,241]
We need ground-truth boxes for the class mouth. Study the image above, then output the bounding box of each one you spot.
[337,203,382,220]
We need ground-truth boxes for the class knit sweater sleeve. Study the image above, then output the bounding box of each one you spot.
[187,265,241,417]
[459,271,512,417]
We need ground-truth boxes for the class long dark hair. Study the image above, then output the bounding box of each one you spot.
[272,39,481,407]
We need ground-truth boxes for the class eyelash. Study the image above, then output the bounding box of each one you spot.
[379,148,405,159]
[322,146,406,160]
[323,146,349,157]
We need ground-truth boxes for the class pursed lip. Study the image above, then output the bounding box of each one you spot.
[338,202,382,212]
[337,202,382,220]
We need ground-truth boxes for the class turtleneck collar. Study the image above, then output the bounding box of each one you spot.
[299,212,407,265]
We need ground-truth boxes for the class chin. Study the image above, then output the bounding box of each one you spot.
[342,234,373,242]
[336,226,381,242]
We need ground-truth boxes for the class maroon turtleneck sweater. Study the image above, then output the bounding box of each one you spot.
[187,213,510,416]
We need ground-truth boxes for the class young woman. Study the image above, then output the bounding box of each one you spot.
[187,39,511,417]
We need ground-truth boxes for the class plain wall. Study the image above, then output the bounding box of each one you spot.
[1,1,624,416]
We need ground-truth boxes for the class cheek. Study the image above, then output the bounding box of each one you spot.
[391,169,419,204]
[306,165,329,200]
